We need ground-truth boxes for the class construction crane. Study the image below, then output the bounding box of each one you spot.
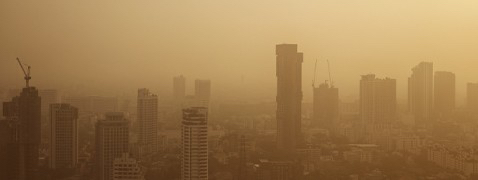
[16,57,31,87]
[312,59,318,88]
[327,59,333,87]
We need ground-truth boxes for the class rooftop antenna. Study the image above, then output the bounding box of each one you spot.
[16,57,31,87]
[327,59,333,87]
[312,59,318,88]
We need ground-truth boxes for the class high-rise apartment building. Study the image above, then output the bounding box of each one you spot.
[275,44,303,152]
[49,103,79,169]
[1,87,41,179]
[174,75,186,101]
[113,153,144,180]
[467,83,478,112]
[194,79,211,100]
[181,107,208,180]
[96,112,130,180]
[137,88,158,155]
[360,74,397,124]
[434,71,455,117]
[408,62,433,126]
[313,82,339,129]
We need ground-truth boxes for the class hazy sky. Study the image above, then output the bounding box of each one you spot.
[1,0,478,105]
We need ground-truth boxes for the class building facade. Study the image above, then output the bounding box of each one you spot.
[137,88,158,156]
[313,82,339,129]
[408,62,433,126]
[49,103,79,169]
[181,107,208,180]
[276,44,303,152]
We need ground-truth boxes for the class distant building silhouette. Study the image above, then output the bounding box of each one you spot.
[467,83,478,112]
[1,87,41,180]
[408,62,433,126]
[181,107,208,180]
[112,153,144,180]
[39,89,60,117]
[174,75,186,101]
[312,82,339,129]
[49,103,79,170]
[434,71,455,117]
[96,112,129,180]
[360,74,397,124]
[275,44,303,152]
[195,79,211,100]
[137,88,158,156]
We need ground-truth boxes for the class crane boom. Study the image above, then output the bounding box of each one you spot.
[16,57,31,87]
[327,59,333,87]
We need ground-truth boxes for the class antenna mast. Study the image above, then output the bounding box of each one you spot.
[16,57,31,87]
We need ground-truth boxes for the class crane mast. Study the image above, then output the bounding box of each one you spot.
[16,57,31,87]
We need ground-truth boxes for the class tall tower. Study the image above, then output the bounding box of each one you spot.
[434,71,455,117]
[181,107,208,180]
[96,112,130,180]
[49,103,78,170]
[275,44,303,152]
[174,75,186,101]
[1,87,41,180]
[313,82,339,129]
[194,79,211,100]
[467,83,478,112]
[408,62,433,127]
[137,88,158,156]
[360,74,397,125]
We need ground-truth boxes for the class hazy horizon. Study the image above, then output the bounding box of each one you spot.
[2,0,478,105]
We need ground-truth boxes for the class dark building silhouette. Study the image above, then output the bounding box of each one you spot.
[137,88,158,156]
[195,79,211,100]
[275,44,303,152]
[434,71,455,117]
[1,87,41,180]
[467,82,478,112]
[96,112,129,180]
[312,82,338,129]
[408,62,433,126]
[174,75,186,101]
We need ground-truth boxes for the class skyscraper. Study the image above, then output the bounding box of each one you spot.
[408,62,433,126]
[137,88,158,156]
[181,107,208,180]
[194,79,211,100]
[360,74,397,125]
[174,75,186,101]
[49,103,79,170]
[313,82,339,129]
[434,71,455,117]
[467,83,478,112]
[275,44,303,152]
[96,112,130,180]
[1,87,41,180]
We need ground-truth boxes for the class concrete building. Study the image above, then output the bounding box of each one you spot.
[312,82,339,129]
[467,83,478,112]
[174,75,186,101]
[194,79,211,100]
[408,62,434,127]
[1,87,41,179]
[112,153,144,180]
[434,71,455,117]
[49,103,79,169]
[96,112,130,180]
[360,74,397,125]
[181,107,208,180]
[137,88,158,156]
[275,44,303,152]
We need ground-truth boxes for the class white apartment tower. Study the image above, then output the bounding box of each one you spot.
[181,107,208,180]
